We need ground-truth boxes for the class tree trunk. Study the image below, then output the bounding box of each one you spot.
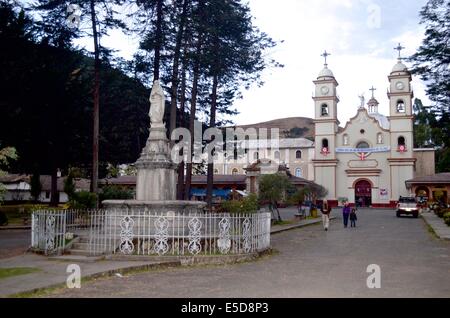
[274,200,282,222]
[90,0,100,206]
[169,0,189,142]
[184,0,204,201]
[50,167,59,207]
[153,0,163,81]
[206,74,219,210]
[184,62,200,200]
[177,46,188,200]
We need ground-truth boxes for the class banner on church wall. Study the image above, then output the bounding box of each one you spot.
[335,146,391,153]
[380,188,388,199]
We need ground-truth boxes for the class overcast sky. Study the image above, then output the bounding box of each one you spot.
[97,0,431,126]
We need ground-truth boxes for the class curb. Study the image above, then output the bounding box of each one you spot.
[6,260,180,298]
[421,213,450,241]
[0,226,31,230]
[271,217,336,234]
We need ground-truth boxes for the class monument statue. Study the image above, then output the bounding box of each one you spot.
[149,80,165,124]
[358,94,365,109]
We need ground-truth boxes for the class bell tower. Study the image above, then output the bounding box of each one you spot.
[387,43,415,200]
[312,51,339,205]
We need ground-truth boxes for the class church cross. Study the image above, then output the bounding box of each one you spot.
[321,50,331,67]
[369,86,377,98]
[394,43,405,60]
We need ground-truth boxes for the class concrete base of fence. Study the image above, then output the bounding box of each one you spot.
[106,248,272,266]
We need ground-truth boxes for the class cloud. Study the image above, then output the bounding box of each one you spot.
[232,0,431,126]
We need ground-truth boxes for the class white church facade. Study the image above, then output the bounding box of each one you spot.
[312,48,433,208]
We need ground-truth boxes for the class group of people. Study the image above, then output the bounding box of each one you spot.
[320,200,357,231]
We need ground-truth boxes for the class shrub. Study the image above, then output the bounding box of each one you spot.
[220,194,258,214]
[69,191,97,209]
[435,207,445,218]
[99,185,134,202]
[443,212,450,226]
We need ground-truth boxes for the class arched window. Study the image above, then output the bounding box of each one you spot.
[253,152,259,160]
[343,134,349,145]
[295,150,302,159]
[377,133,383,144]
[232,168,239,175]
[396,100,405,113]
[321,104,329,116]
[295,168,303,178]
[356,141,370,149]
[274,151,280,160]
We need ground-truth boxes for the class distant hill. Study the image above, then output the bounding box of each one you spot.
[231,117,315,140]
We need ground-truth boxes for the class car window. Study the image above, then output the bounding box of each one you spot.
[399,197,416,203]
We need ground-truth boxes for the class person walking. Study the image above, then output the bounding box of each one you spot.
[321,200,331,231]
[350,208,357,227]
[342,202,351,228]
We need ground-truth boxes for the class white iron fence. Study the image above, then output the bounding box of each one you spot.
[31,210,271,257]
[31,210,91,255]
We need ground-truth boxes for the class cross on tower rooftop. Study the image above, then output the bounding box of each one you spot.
[370,86,377,98]
[321,50,331,67]
[394,43,405,61]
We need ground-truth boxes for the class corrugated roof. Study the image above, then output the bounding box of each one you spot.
[406,173,450,184]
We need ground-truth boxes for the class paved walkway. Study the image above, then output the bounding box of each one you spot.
[421,212,450,240]
[0,216,323,297]
[0,229,30,259]
[39,209,450,298]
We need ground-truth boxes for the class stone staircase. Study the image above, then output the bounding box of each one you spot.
[68,234,92,256]
[67,233,119,256]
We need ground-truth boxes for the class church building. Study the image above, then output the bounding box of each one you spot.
[312,47,434,208]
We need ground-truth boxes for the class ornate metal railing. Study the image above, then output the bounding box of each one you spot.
[31,210,271,257]
[89,210,271,256]
[31,210,92,255]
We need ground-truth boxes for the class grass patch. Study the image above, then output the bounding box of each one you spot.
[0,267,41,280]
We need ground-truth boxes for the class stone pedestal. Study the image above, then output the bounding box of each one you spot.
[135,124,177,201]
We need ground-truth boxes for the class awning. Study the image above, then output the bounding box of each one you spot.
[190,188,231,198]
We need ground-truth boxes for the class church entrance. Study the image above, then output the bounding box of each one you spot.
[355,180,372,207]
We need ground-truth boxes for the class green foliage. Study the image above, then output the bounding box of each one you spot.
[434,207,448,218]
[30,173,42,202]
[443,212,450,226]
[99,185,134,202]
[0,146,18,204]
[258,174,293,203]
[69,191,97,210]
[409,1,450,172]
[63,173,76,200]
[220,194,259,214]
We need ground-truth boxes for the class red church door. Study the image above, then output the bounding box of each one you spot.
[355,180,372,207]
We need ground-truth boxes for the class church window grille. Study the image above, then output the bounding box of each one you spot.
[295,150,302,159]
[295,168,303,178]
